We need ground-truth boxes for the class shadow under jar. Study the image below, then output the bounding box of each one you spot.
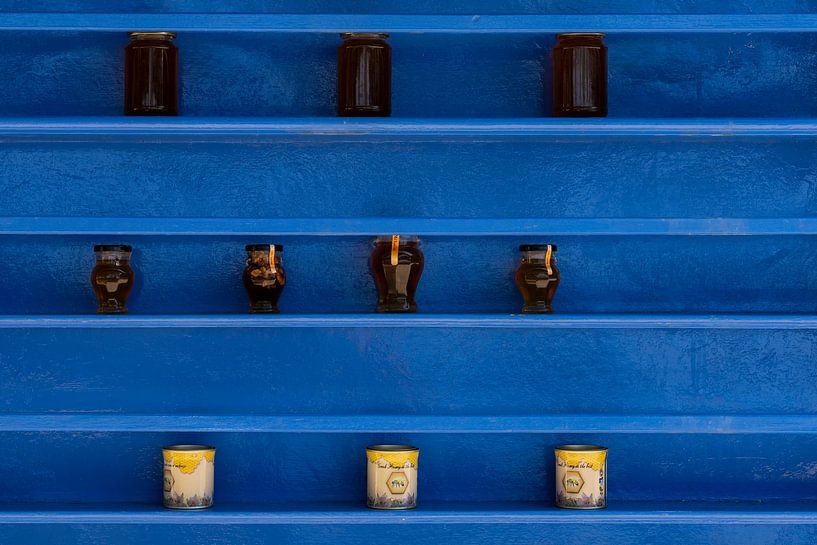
[124,31,178,116]
[552,33,607,117]
[515,244,560,313]
[91,245,135,314]
[243,244,286,313]
[370,236,424,313]
[337,32,391,117]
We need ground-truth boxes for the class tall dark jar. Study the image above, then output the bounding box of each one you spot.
[124,31,179,115]
[337,32,391,117]
[552,33,607,117]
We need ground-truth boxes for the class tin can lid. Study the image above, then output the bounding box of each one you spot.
[555,444,608,452]
[366,444,419,452]
[163,444,216,451]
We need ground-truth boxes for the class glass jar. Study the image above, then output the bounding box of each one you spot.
[515,244,560,313]
[124,31,178,115]
[337,32,391,117]
[91,245,135,314]
[370,235,424,313]
[552,33,607,117]
[243,244,286,313]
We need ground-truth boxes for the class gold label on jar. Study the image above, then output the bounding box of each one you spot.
[391,235,400,266]
[269,245,276,274]
[554,446,607,510]
[545,245,553,275]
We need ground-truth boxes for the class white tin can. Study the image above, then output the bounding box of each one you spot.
[366,444,419,509]
[162,444,215,509]
[554,444,607,509]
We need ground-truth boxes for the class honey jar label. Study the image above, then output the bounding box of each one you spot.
[162,449,215,509]
[555,449,606,509]
[545,245,553,275]
[391,235,400,266]
[367,449,418,509]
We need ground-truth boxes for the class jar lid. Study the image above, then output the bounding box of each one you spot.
[340,32,389,40]
[128,31,177,39]
[557,32,605,39]
[520,244,557,252]
[246,244,283,251]
[374,235,420,243]
[94,244,132,252]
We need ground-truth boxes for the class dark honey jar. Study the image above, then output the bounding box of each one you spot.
[552,33,607,117]
[370,236,424,312]
[337,32,391,117]
[91,245,135,314]
[124,31,178,115]
[243,244,286,313]
[515,244,560,313]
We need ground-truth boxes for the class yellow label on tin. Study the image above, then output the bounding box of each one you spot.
[390,235,400,266]
[545,245,553,276]
[163,450,215,474]
[556,449,607,471]
[367,449,419,469]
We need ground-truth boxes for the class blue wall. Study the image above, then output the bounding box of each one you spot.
[1,1,817,544]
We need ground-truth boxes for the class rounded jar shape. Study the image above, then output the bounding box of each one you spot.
[366,445,419,510]
[552,33,607,117]
[91,245,135,314]
[514,244,559,314]
[163,444,215,509]
[124,31,179,115]
[337,32,391,117]
[554,445,607,509]
[243,244,286,313]
[370,235,424,313]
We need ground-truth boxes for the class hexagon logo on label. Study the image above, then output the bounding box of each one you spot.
[563,471,584,494]
[386,472,409,495]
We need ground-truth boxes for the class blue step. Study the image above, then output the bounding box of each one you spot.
[0,413,816,433]
[0,33,813,117]
[0,320,815,414]
[2,502,816,544]
[1,237,815,313]
[2,117,817,140]
[6,216,817,236]
[0,433,814,503]
[2,138,814,218]
[1,13,816,32]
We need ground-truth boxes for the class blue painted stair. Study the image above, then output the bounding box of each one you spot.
[1,1,816,543]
